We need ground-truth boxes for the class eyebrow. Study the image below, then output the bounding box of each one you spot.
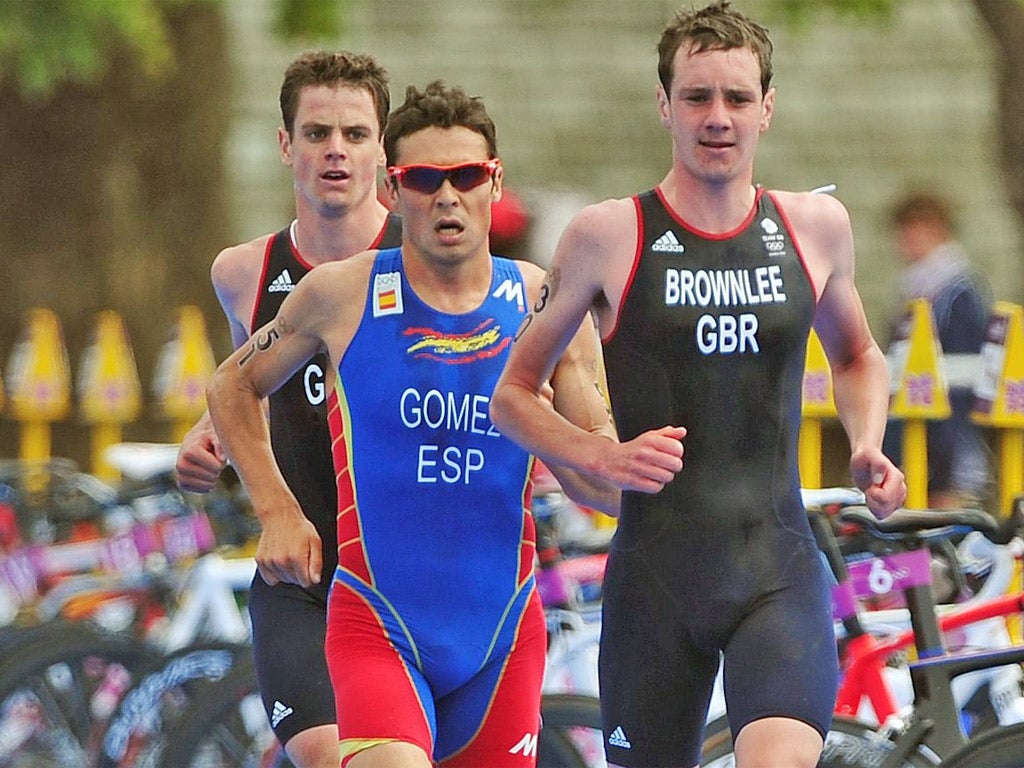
[297,119,374,132]
[679,85,758,95]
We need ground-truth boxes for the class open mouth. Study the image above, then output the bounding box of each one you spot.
[322,169,351,181]
[435,218,465,236]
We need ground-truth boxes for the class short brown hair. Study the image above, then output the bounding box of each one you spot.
[657,1,774,97]
[279,50,390,137]
[892,192,955,231]
[384,81,497,166]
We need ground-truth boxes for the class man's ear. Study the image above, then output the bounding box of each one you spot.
[491,163,504,204]
[386,176,401,209]
[279,127,293,167]
[656,84,672,130]
[760,87,776,133]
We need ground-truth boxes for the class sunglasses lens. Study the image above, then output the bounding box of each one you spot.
[400,167,447,194]
[394,162,495,194]
[449,165,492,191]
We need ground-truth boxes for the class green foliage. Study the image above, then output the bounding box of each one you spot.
[271,0,348,41]
[0,0,351,101]
[0,0,207,100]
[768,0,895,29]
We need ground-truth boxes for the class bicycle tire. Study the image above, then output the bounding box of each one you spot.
[0,621,149,767]
[0,623,66,656]
[157,653,292,768]
[538,693,604,768]
[700,714,939,767]
[97,641,250,768]
[938,722,1024,768]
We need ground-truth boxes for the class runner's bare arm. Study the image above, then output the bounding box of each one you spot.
[784,192,905,517]
[206,268,344,586]
[493,202,685,503]
[176,238,269,492]
[517,262,621,514]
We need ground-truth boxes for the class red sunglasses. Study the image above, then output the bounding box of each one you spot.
[387,159,501,194]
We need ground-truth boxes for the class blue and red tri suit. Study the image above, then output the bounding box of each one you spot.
[324,247,546,766]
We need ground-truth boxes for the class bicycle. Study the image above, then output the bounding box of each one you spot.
[0,563,251,768]
[93,550,256,768]
[701,498,1024,768]
[97,445,256,768]
[825,516,1024,733]
[937,720,1024,766]
[0,444,257,767]
[0,619,151,767]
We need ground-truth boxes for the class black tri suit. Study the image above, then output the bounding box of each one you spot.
[598,188,837,766]
[247,214,402,745]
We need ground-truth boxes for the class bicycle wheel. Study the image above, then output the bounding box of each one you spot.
[538,693,605,768]
[97,641,250,768]
[938,722,1024,768]
[700,714,939,767]
[0,621,149,767]
[157,653,292,768]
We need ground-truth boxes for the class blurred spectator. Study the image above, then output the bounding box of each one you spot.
[884,190,992,508]
[489,185,531,260]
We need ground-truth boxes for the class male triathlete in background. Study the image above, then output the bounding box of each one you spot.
[175,50,401,768]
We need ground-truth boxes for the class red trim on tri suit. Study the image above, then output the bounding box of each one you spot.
[653,184,762,241]
[766,190,819,301]
[327,387,372,585]
[327,581,433,765]
[285,224,317,272]
[518,492,537,587]
[368,216,390,249]
[601,196,646,345]
[248,234,277,335]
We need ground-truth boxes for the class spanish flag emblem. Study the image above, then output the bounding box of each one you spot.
[373,271,404,318]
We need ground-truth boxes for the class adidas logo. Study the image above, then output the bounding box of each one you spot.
[608,725,632,749]
[268,269,296,293]
[651,230,685,254]
[270,700,294,728]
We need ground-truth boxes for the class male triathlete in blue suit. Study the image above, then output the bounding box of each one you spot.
[206,81,616,768]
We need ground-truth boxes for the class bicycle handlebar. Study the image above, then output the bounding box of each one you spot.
[103,442,182,483]
[801,487,865,508]
[838,504,1024,546]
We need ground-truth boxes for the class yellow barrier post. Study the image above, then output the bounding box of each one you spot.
[972,302,1024,516]
[153,306,217,443]
[972,302,1024,642]
[800,329,838,490]
[3,308,72,465]
[888,298,951,509]
[77,311,143,481]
